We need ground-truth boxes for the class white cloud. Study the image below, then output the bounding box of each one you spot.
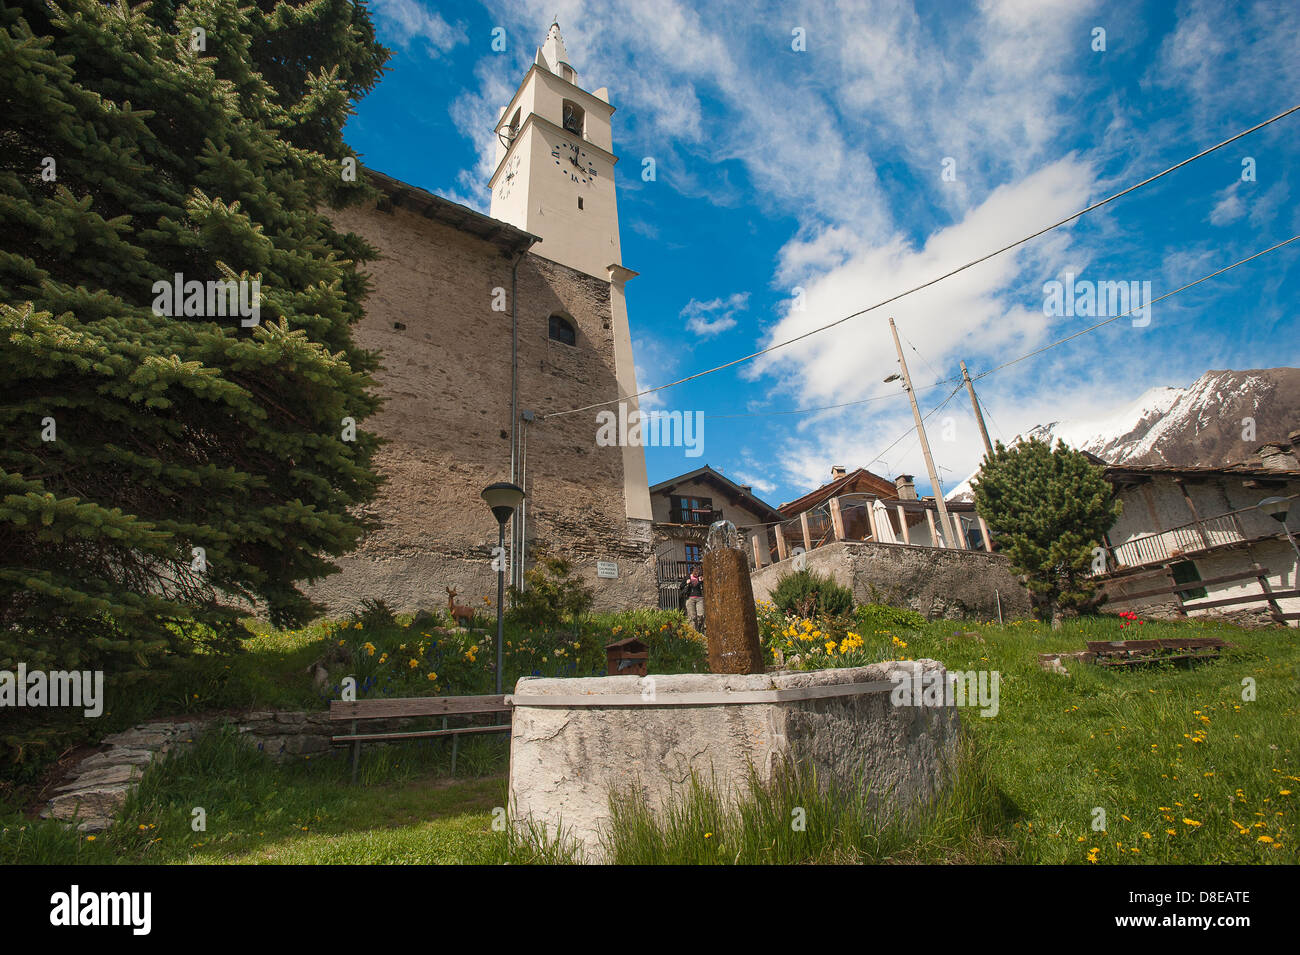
[734,472,777,496]
[680,292,749,337]
[442,1,1294,501]
[1209,183,1246,226]
[1147,0,1300,138]
[371,0,467,56]
[753,156,1097,407]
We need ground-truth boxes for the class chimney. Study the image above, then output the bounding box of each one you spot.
[831,465,847,480]
[894,474,917,501]
[1257,441,1299,471]
[740,484,752,495]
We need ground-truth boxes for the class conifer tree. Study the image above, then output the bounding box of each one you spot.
[0,0,390,675]
[971,439,1122,628]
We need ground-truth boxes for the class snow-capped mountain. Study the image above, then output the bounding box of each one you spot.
[947,367,1300,501]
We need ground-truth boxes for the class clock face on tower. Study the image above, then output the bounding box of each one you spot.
[551,138,598,185]
[496,153,520,200]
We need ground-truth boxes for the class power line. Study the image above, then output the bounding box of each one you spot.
[543,103,1300,420]
[865,384,963,473]
[707,385,965,534]
[689,232,1297,422]
[903,330,946,384]
[969,234,1299,382]
[704,378,950,419]
[730,235,1297,508]
[975,391,1003,440]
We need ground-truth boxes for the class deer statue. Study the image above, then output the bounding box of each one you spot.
[446,587,475,628]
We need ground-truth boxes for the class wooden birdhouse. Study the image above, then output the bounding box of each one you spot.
[605,636,649,676]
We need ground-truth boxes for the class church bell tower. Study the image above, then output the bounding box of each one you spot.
[489,22,623,280]
[489,22,652,526]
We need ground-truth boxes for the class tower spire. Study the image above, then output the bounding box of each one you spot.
[540,20,573,80]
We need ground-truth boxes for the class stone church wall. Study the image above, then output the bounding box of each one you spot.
[307,198,656,615]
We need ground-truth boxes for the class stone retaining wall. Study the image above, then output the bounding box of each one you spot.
[751,540,1032,621]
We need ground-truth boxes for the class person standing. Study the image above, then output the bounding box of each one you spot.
[683,566,704,631]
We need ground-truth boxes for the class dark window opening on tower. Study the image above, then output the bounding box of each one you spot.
[549,313,576,346]
[562,99,584,136]
[577,197,584,210]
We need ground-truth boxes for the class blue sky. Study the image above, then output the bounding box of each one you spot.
[345,0,1300,508]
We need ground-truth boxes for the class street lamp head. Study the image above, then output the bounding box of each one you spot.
[1257,496,1291,524]
[481,481,524,525]
[883,373,901,383]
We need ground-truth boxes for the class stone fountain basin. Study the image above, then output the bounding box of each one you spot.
[506,659,960,859]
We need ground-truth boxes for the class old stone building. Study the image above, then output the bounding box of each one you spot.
[1097,435,1300,626]
[309,23,656,614]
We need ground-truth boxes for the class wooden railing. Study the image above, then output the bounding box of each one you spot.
[1111,513,1245,569]
[1101,563,1298,624]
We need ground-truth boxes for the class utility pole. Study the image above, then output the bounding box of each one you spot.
[961,360,994,459]
[889,317,958,549]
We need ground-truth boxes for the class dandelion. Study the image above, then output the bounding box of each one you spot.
[1182,818,1201,827]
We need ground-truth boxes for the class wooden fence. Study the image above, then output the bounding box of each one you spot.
[1104,562,1299,624]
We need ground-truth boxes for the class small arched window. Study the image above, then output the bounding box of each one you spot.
[562,99,584,136]
[548,313,576,346]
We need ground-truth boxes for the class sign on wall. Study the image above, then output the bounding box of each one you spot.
[596,560,618,579]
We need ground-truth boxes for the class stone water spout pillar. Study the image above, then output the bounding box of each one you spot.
[702,520,765,674]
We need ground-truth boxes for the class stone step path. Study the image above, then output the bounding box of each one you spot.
[42,721,208,833]
[40,711,334,833]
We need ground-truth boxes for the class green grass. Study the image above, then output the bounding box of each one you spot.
[0,725,513,865]
[3,614,1296,864]
[1,607,705,794]
[592,737,1012,864]
[893,615,1299,864]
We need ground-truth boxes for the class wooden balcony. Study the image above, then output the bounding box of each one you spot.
[1109,513,1246,570]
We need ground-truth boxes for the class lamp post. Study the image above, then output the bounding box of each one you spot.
[1257,496,1300,562]
[482,481,525,695]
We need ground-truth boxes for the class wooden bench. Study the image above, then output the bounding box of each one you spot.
[329,695,512,783]
[1086,637,1231,668]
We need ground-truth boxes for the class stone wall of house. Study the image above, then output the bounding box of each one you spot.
[307,200,656,615]
[749,540,1033,621]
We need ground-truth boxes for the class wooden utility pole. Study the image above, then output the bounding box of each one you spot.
[961,360,994,459]
[889,318,957,548]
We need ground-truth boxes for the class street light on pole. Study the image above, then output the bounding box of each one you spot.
[482,481,525,695]
[1257,496,1300,562]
